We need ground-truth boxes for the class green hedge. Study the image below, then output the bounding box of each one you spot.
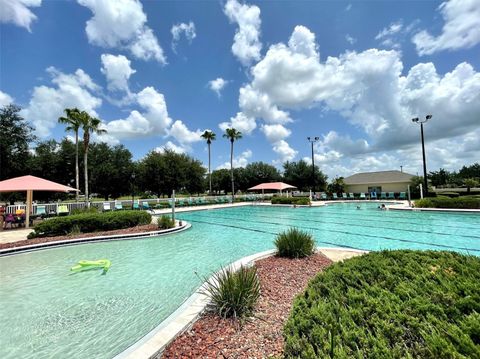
[415,196,480,209]
[29,210,152,238]
[271,196,310,205]
[284,250,480,358]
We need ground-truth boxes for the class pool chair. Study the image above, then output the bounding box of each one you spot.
[36,205,47,218]
[200,198,208,205]
[348,193,354,200]
[332,193,338,200]
[58,204,69,216]
[320,193,327,200]
[399,192,406,200]
[115,202,123,210]
[380,192,387,200]
[370,192,377,200]
[178,199,185,207]
[387,192,395,200]
[359,193,366,200]
[142,202,150,210]
[342,193,348,200]
[132,200,140,210]
[103,202,111,211]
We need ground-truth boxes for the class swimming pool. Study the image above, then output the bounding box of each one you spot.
[1,203,479,358]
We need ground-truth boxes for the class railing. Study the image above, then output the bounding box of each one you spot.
[4,194,273,214]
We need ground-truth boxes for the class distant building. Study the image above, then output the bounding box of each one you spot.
[343,170,415,193]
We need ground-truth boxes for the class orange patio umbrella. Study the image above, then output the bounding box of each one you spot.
[0,175,79,228]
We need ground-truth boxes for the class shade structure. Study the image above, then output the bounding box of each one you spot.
[248,182,297,191]
[0,175,79,228]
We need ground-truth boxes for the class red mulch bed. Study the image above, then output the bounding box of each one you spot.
[0,224,159,250]
[162,253,333,358]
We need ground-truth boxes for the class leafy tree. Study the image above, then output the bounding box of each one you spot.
[327,177,345,194]
[428,168,450,187]
[283,160,327,192]
[409,176,424,199]
[0,104,35,180]
[458,163,480,180]
[79,111,106,205]
[223,128,242,199]
[244,162,281,189]
[201,130,216,194]
[58,108,83,200]
[211,169,231,194]
[463,178,479,194]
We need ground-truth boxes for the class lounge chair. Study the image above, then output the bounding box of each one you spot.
[132,200,140,210]
[332,193,338,200]
[348,193,354,200]
[399,192,406,200]
[36,205,47,218]
[58,204,69,216]
[103,202,111,211]
[359,193,366,200]
[342,193,348,200]
[387,192,395,199]
[115,202,123,210]
[370,192,377,200]
[320,193,327,200]
[380,192,387,200]
[178,199,185,207]
[142,202,150,210]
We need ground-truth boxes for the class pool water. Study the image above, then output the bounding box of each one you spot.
[1,203,479,358]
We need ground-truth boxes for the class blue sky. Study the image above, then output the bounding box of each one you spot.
[1,0,479,179]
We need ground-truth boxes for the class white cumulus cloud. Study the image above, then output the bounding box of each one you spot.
[0,90,14,107]
[0,0,41,32]
[224,0,262,66]
[412,0,480,55]
[77,0,166,63]
[208,77,228,97]
[100,53,136,92]
[219,112,257,135]
[154,141,187,154]
[217,149,252,169]
[171,21,196,52]
[22,67,102,138]
[168,119,203,145]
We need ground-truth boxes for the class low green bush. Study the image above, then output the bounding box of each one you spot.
[271,196,310,205]
[436,191,460,198]
[415,196,480,209]
[275,228,315,258]
[71,206,98,215]
[284,250,480,358]
[157,215,175,229]
[28,210,152,238]
[202,265,260,319]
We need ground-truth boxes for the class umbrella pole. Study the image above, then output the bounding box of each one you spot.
[26,190,33,229]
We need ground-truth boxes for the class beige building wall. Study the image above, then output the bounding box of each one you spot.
[345,182,410,193]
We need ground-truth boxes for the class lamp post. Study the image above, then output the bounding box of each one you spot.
[131,172,136,208]
[412,115,432,197]
[307,137,320,193]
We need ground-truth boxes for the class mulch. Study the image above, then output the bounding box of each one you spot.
[162,253,333,358]
[0,224,159,250]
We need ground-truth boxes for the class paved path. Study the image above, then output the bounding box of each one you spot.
[0,228,31,244]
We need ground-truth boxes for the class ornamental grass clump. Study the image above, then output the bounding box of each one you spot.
[275,227,315,258]
[202,265,260,319]
[157,215,175,229]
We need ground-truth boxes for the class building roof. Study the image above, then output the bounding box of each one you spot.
[248,182,297,191]
[343,170,415,185]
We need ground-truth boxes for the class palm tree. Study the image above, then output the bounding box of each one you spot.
[201,130,216,194]
[58,108,82,201]
[79,111,107,206]
[223,128,242,200]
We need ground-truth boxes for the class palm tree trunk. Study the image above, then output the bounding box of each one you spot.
[75,131,79,202]
[84,139,89,208]
[208,142,212,195]
[230,140,234,201]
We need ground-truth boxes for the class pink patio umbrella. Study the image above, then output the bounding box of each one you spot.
[0,175,79,228]
[248,182,297,196]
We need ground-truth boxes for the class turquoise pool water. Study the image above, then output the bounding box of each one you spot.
[1,203,479,358]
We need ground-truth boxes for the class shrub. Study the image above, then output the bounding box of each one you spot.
[202,265,260,319]
[284,250,480,358]
[271,196,310,205]
[274,228,315,258]
[415,196,480,209]
[29,210,152,238]
[157,215,175,229]
[71,206,98,215]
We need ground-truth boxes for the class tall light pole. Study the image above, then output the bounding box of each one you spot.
[412,115,432,197]
[307,137,319,193]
